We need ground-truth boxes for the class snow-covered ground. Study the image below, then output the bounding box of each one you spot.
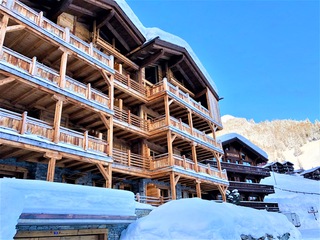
[121,198,301,240]
[1,173,318,240]
[262,172,320,239]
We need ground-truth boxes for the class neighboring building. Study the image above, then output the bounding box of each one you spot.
[282,161,294,174]
[264,161,294,174]
[301,167,320,181]
[0,0,228,208]
[211,133,279,212]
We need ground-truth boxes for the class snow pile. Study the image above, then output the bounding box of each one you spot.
[0,178,136,240]
[121,198,301,240]
[262,173,320,231]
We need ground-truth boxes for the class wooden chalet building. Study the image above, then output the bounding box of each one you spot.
[0,0,228,207]
[212,133,279,212]
[264,161,294,174]
[301,167,320,181]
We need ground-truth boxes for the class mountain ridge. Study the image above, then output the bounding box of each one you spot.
[217,115,320,170]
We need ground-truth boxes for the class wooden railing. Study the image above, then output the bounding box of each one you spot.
[0,47,110,108]
[113,106,148,131]
[229,181,275,194]
[114,71,146,96]
[113,148,150,169]
[150,153,227,180]
[135,193,171,206]
[217,162,271,177]
[0,108,108,154]
[1,0,113,68]
[238,201,279,212]
[148,115,222,150]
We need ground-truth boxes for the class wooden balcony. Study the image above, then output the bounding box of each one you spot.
[149,116,222,151]
[151,153,228,180]
[113,148,150,170]
[228,181,275,194]
[113,106,148,134]
[1,47,111,108]
[0,108,109,155]
[217,162,271,177]
[0,0,114,69]
[114,71,147,97]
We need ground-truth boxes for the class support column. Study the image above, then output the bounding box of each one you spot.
[218,185,227,202]
[164,95,170,125]
[59,51,68,88]
[170,172,176,200]
[213,152,222,172]
[97,163,112,188]
[191,143,198,172]
[0,15,9,54]
[52,95,65,143]
[187,109,194,135]
[44,152,62,182]
[107,117,113,157]
[167,130,173,166]
[196,180,202,198]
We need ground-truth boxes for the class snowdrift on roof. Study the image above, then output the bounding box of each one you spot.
[218,133,268,159]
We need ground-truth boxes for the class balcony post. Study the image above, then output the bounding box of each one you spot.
[170,172,177,200]
[83,131,88,150]
[127,149,131,167]
[164,95,170,126]
[44,152,62,182]
[52,95,65,143]
[29,56,37,75]
[128,110,131,125]
[37,11,43,26]
[86,83,91,100]
[167,130,174,166]
[187,109,193,135]
[191,143,198,172]
[59,51,68,88]
[107,117,113,157]
[183,155,187,169]
[196,180,202,198]
[0,14,9,54]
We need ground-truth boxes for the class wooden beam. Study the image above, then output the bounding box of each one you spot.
[0,76,15,86]
[59,51,69,88]
[218,185,227,202]
[107,117,113,157]
[196,180,201,198]
[191,143,198,172]
[164,95,170,125]
[69,3,96,17]
[6,24,25,33]
[139,49,164,68]
[0,15,9,52]
[106,22,130,52]
[96,163,112,188]
[175,174,181,185]
[96,10,115,29]
[167,130,173,166]
[170,172,176,200]
[99,113,110,129]
[46,157,56,182]
[52,97,65,143]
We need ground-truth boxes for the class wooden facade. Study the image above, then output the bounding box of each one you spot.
[264,161,295,174]
[0,0,228,204]
[213,134,279,212]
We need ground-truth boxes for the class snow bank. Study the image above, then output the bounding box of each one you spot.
[262,173,320,231]
[0,178,136,240]
[121,198,301,240]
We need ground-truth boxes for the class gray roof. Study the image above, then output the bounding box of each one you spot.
[300,166,320,175]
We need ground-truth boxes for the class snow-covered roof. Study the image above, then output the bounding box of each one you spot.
[263,161,282,168]
[114,0,218,93]
[218,133,268,159]
[300,166,320,175]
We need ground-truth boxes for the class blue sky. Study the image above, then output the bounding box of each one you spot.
[126,0,319,122]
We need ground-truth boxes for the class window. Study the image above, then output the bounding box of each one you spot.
[245,179,253,183]
[243,162,251,166]
[235,160,239,164]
